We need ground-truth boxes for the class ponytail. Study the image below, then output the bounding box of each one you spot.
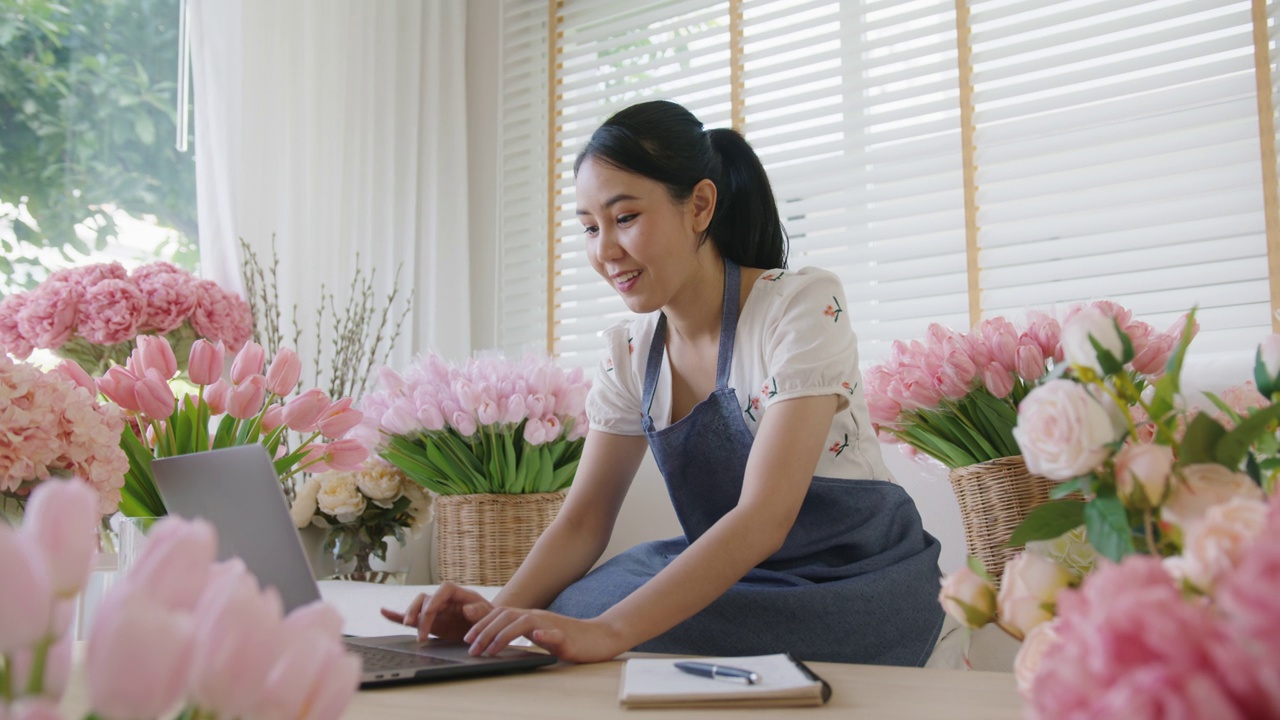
[574,100,789,269]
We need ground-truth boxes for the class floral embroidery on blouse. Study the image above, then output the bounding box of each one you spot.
[743,394,762,422]
[828,433,850,458]
[841,380,857,396]
[823,296,843,323]
[628,336,634,354]
[605,358,614,373]
[761,270,786,282]
[761,377,778,399]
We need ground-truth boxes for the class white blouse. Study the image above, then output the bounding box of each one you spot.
[585,267,891,482]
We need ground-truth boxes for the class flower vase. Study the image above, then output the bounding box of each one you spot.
[116,515,160,577]
[324,528,410,584]
[434,491,567,586]
[947,455,1058,590]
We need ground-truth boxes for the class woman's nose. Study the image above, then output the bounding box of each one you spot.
[594,228,624,261]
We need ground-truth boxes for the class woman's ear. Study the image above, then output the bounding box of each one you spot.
[689,178,717,234]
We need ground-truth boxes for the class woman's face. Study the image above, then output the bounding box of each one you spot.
[575,157,716,315]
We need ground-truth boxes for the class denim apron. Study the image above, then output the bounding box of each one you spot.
[548,260,945,666]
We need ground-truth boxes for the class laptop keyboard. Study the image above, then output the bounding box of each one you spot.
[347,643,460,671]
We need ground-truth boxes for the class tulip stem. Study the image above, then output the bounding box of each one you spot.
[1,654,12,702]
[24,638,48,695]
[197,387,207,452]
[1143,509,1157,555]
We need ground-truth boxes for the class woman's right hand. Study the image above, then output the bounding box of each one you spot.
[379,582,495,643]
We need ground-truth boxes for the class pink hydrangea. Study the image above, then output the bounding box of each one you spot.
[1026,555,1274,720]
[49,262,129,291]
[190,281,254,351]
[16,280,80,350]
[132,262,198,333]
[77,279,146,346]
[1215,497,1280,707]
[0,293,35,359]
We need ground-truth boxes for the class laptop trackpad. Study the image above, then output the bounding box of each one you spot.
[350,635,542,662]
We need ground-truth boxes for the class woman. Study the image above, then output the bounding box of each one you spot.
[384,100,945,666]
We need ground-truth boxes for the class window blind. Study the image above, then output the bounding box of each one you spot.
[498,0,1280,367]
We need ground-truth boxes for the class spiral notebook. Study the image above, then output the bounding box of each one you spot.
[619,654,832,709]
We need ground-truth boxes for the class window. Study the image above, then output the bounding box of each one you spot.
[0,0,197,297]
[498,0,1279,366]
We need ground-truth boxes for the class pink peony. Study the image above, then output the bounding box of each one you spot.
[1026,556,1274,720]
[131,262,198,333]
[16,280,80,350]
[77,279,145,345]
[190,280,254,351]
[0,293,35,359]
[48,262,128,291]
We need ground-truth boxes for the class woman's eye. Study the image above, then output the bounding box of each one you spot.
[617,213,638,225]
[583,225,599,236]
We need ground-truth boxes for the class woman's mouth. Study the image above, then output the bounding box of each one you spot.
[613,270,641,292]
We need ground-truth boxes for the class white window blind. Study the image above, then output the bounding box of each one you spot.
[498,0,1280,367]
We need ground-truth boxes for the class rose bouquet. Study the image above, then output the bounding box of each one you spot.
[97,334,368,517]
[289,458,432,582]
[0,479,359,720]
[0,261,253,376]
[356,352,590,495]
[937,309,1280,715]
[866,302,1188,468]
[0,354,129,519]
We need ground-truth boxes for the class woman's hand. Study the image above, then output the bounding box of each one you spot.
[464,607,628,664]
[379,582,495,643]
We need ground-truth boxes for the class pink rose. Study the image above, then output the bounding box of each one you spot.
[1163,464,1264,530]
[996,551,1073,640]
[1014,617,1061,698]
[1113,443,1174,509]
[0,292,34,359]
[77,278,145,345]
[937,566,996,629]
[16,280,80,349]
[131,262,197,333]
[1013,379,1123,481]
[1171,497,1268,592]
[1216,499,1280,684]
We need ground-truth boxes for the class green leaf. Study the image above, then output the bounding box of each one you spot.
[535,444,554,492]
[966,555,992,581]
[1007,500,1086,547]
[1255,348,1278,398]
[503,433,518,492]
[1215,402,1280,470]
[551,459,578,490]
[1084,494,1135,562]
[1180,413,1228,466]
[1048,476,1089,499]
[1090,335,1125,377]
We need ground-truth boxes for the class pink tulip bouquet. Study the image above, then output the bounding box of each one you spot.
[355,352,590,495]
[97,334,368,517]
[0,261,253,376]
[0,479,360,720]
[936,309,1280,715]
[0,354,130,518]
[866,301,1189,469]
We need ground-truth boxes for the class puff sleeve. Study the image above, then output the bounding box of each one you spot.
[585,319,648,436]
[758,269,858,413]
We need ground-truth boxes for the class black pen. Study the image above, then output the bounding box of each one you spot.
[674,661,761,685]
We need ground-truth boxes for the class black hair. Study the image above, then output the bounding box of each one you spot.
[573,100,788,269]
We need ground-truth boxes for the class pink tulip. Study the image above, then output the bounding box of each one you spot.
[124,517,217,612]
[300,444,332,474]
[982,362,1015,399]
[0,525,52,653]
[85,588,196,720]
[265,347,302,396]
[7,630,74,700]
[416,399,446,432]
[188,339,226,386]
[189,561,285,718]
[502,394,528,425]
[376,365,406,393]
[380,403,420,435]
[228,374,268,420]
[52,359,96,395]
[523,418,549,445]
[256,631,360,720]
[317,399,363,439]
[230,341,266,385]
[205,378,232,415]
[323,438,368,471]
[134,368,177,422]
[262,404,285,433]
[97,366,141,412]
[452,410,478,437]
[7,700,63,720]
[282,388,331,432]
[1015,342,1047,383]
[283,601,345,637]
[1024,311,1063,362]
[22,479,98,599]
[866,393,902,426]
[135,334,178,380]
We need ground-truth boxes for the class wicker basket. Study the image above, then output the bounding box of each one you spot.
[434,491,567,586]
[948,455,1057,590]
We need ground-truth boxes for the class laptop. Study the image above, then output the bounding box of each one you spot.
[150,444,557,686]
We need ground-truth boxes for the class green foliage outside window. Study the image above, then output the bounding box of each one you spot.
[0,0,196,293]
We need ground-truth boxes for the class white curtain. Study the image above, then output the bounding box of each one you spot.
[190,0,471,371]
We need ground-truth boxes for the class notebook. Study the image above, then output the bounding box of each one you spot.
[618,654,832,708]
[150,444,557,687]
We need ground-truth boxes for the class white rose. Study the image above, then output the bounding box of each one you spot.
[1163,464,1264,530]
[1112,443,1175,509]
[316,472,367,522]
[937,567,996,629]
[1060,307,1125,373]
[289,477,321,529]
[1259,334,1280,381]
[1014,618,1062,699]
[1013,379,1124,481]
[356,464,405,505]
[1174,497,1268,591]
[402,481,434,529]
[997,552,1073,640]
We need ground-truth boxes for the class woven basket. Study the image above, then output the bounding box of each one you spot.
[434,491,567,586]
[948,455,1057,590]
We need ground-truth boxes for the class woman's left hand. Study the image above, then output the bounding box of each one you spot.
[463,607,627,663]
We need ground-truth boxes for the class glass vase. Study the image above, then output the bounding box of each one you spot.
[325,529,410,585]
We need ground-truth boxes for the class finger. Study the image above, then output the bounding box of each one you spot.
[462,606,505,645]
[484,615,542,657]
[529,627,566,656]
[462,603,489,622]
[380,607,406,624]
[467,608,521,655]
[419,585,462,641]
[403,592,427,628]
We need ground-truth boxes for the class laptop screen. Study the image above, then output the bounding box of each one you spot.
[151,444,323,612]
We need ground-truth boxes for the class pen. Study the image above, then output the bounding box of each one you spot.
[674,661,761,685]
